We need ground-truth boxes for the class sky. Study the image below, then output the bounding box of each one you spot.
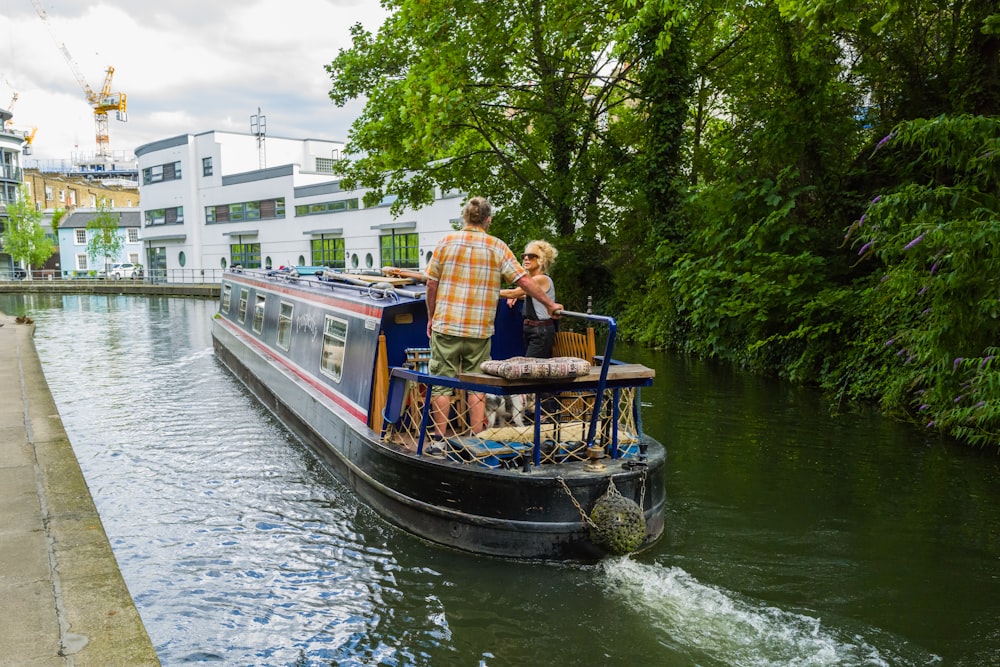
[1,0,389,163]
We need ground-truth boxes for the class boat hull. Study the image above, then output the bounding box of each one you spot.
[212,318,666,560]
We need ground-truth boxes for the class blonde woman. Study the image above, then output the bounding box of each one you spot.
[501,240,558,358]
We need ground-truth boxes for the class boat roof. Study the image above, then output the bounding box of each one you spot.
[224,268,428,312]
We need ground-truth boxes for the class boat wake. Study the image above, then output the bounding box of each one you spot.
[599,558,941,667]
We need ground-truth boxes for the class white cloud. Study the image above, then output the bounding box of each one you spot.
[2,0,387,162]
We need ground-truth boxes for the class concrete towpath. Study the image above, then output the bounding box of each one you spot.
[0,312,160,666]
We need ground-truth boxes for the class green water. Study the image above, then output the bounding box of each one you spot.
[4,292,997,666]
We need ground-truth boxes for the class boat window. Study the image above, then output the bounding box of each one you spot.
[320,315,348,383]
[252,294,266,334]
[238,289,248,323]
[221,284,232,313]
[276,302,293,351]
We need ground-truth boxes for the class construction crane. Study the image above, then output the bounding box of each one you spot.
[2,83,36,153]
[31,0,127,160]
[3,91,16,128]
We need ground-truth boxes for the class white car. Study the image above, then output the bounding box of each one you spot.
[108,262,137,279]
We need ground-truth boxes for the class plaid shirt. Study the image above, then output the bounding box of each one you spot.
[425,227,526,339]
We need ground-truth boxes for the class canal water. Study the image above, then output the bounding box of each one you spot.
[3,293,998,667]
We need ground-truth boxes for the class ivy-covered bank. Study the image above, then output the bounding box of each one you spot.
[623,115,1000,449]
[324,0,999,448]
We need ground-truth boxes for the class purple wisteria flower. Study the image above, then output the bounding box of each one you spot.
[981,356,995,367]
[872,195,882,204]
[919,404,929,411]
[903,234,924,250]
[858,241,873,255]
[953,357,964,370]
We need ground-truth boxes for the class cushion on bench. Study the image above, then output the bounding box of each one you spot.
[480,356,591,380]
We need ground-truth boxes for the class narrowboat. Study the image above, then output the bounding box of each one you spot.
[211,267,666,560]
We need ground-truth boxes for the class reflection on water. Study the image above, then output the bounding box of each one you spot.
[3,293,996,666]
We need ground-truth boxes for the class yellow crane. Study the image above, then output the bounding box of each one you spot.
[4,91,16,128]
[30,0,127,160]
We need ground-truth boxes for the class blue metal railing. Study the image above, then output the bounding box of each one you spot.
[381,309,650,465]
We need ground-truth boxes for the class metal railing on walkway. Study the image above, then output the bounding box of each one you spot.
[0,268,227,284]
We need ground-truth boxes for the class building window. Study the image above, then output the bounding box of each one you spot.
[206,198,284,224]
[147,246,167,276]
[252,294,266,334]
[320,315,348,383]
[245,201,261,221]
[310,237,345,268]
[380,231,419,269]
[316,157,335,173]
[276,302,293,351]
[221,284,232,313]
[238,289,249,323]
[294,198,359,216]
[76,254,88,270]
[128,253,140,264]
[144,207,183,226]
[230,243,261,269]
[179,251,186,267]
[142,161,182,185]
[75,229,86,244]
[202,157,213,176]
[127,228,139,243]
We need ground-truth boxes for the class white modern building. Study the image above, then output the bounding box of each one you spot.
[135,131,466,279]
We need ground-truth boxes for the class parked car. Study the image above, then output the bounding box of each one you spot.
[12,267,27,280]
[106,262,138,279]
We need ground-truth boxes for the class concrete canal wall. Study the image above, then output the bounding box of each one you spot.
[0,310,161,665]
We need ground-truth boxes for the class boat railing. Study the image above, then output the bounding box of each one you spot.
[380,310,655,469]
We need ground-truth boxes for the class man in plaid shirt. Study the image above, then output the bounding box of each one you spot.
[425,197,562,444]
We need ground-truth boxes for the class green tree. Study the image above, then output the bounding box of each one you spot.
[86,199,124,276]
[845,115,1000,446]
[326,0,645,308]
[1,184,55,277]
